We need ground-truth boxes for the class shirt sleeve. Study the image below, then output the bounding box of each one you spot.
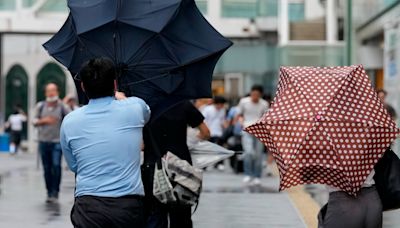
[201,106,209,121]
[185,101,205,128]
[137,98,151,124]
[60,122,77,173]
[33,102,42,122]
[236,99,245,116]
[20,114,27,122]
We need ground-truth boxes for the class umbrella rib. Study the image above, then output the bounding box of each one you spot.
[321,65,359,117]
[282,119,316,168]
[319,125,355,191]
[126,35,159,69]
[285,69,318,115]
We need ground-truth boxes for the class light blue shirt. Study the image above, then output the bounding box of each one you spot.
[60,96,150,197]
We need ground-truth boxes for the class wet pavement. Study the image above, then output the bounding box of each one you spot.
[0,153,399,227]
[0,154,306,228]
[0,156,74,228]
[193,171,306,228]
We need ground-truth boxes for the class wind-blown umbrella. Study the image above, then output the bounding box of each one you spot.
[43,0,232,116]
[187,129,234,168]
[246,65,399,195]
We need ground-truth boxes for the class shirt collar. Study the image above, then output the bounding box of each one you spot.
[88,96,114,105]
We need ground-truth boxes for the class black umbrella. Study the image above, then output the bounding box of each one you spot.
[43,0,232,117]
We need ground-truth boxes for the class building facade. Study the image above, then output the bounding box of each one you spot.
[352,0,400,118]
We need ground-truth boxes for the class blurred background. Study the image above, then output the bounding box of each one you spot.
[0,1,400,227]
[1,0,400,150]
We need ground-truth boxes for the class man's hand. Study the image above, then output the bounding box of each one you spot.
[115,91,127,100]
[36,116,58,126]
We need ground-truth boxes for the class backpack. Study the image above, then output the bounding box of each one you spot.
[38,101,68,120]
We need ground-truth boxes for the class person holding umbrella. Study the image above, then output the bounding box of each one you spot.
[246,66,399,228]
[60,58,151,228]
[142,100,210,228]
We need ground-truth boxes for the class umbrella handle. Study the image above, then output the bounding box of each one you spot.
[114,79,118,91]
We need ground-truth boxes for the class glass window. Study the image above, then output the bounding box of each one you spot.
[222,0,258,18]
[22,0,36,7]
[258,0,278,17]
[195,0,207,15]
[39,0,67,12]
[222,0,278,18]
[384,0,397,7]
[0,0,15,10]
[289,3,305,22]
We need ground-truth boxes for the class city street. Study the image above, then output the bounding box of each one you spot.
[0,153,399,227]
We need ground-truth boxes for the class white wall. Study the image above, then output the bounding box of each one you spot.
[305,0,325,20]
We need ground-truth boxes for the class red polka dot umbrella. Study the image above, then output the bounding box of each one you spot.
[246,65,399,195]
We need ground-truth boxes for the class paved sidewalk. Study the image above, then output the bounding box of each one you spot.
[0,153,308,228]
[0,152,37,175]
[193,171,306,228]
[1,153,398,227]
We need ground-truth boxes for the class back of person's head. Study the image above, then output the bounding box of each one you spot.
[251,85,264,94]
[213,96,226,104]
[80,58,116,99]
[13,105,21,114]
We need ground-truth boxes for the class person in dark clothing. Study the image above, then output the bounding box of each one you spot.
[142,100,210,228]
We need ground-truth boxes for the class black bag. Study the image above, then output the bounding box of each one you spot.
[374,147,400,211]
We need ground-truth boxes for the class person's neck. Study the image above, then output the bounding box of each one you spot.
[88,96,114,104]
[90,96,113,100]
[46,100,58,106]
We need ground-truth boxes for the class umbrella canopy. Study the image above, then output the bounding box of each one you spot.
[246,65,399,195]
[187,129,234,168]
[43,0,232,116]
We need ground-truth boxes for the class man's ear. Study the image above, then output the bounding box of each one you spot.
[81,82,85,92]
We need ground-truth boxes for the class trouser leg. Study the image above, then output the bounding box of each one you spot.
[50,143,62,197]
[39,142,52,197]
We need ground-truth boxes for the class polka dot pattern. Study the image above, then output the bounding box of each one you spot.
[246,65,400,195]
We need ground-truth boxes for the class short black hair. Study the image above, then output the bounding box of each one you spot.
[80,58,116,99]
[213,96,226,104]
[251,85,264,94]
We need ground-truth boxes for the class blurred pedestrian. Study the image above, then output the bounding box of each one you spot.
[61,58,150,228]
[377,89,397,120]
[194,98,213,113]
[223,103,244,173]
[33,83,70,203]
[142,100,210,228]
[0,111,4,132]
[237,85,269,185]
[63,95,80,111]
[5,105,27,154]
[202,96,227,170]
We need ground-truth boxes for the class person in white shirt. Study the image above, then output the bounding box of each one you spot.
[202,96,227,170]
[237,85,269,185]
[5,106,27,154]
[202,96,227,143]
